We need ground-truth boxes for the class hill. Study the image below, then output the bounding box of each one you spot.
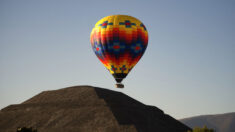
[0,85,191,132]
[180,112,235,132]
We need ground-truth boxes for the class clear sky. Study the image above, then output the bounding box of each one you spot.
[1,0,235,119]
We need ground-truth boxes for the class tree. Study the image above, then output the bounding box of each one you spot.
[187,126,214,132]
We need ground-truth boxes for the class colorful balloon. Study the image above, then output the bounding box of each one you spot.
[90,15,148,88]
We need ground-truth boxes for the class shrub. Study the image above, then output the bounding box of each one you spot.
[16,127,37,132]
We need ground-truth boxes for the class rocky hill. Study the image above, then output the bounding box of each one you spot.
[180,112,235,132]
[0,85,191,132]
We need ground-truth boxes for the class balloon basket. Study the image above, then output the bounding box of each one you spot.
[115,83,124,88]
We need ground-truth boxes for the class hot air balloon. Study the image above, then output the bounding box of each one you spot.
[90,15,148,88]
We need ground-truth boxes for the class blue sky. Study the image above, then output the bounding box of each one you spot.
[1,0,235,119]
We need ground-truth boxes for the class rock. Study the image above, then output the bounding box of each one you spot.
[0,85,191,132]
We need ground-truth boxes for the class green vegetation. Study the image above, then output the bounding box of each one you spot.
[17,127,37,132]
[188,126,214,132]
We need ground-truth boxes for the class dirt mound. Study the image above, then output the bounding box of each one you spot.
[0,85,191,132]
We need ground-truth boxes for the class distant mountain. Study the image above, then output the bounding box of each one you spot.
[180,112,235,132]
[0,85,191,132]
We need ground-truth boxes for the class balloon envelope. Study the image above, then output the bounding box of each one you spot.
[90,15,148,85]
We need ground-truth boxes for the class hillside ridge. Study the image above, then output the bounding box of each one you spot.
[180,112,235,132]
